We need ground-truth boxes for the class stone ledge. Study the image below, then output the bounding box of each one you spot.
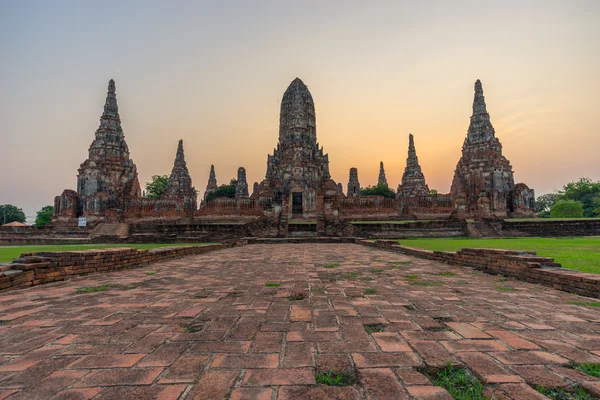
[0,243,238,293]
[360,240,600,299]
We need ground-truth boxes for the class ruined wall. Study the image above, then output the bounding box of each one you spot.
[0,244,234,292]
[364,240,600,298]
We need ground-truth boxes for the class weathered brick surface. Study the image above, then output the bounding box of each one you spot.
[0,243,599,399]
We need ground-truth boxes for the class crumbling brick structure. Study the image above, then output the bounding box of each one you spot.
[252,78,339,221]
[450,80,535,218]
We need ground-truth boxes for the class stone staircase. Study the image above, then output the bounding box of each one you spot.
[467,220,501,238]
[91,223,130,239]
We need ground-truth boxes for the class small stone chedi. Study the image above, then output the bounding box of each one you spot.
[162,139,197,211]
[377,162,387,186]
[252,78,338,217]
[204,165,218,200]
[235,167,249,198]
[347,168,360,197]
[397,133,429,198]
[450,80,535,218]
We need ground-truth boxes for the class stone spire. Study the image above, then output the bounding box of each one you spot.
[378,161,387,186]
[399,134,429,197]
[466,79,496,144]
[347,168,360,197]
[337,183,344,196]
[235,167,249,198]
[451,79,521,217]
[279,78,317,145]
[204,165,218,200]
[163,140,195,202]
[77,79,141,199]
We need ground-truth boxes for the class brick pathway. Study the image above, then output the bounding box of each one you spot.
[0,244,599,399]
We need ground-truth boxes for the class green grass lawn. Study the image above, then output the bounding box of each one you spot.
[397,237,600,274]
[0,243,215,263]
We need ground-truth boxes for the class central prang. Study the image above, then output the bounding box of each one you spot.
[252,78,339,218]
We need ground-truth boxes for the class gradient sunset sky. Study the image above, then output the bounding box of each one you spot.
[1,0,599,219]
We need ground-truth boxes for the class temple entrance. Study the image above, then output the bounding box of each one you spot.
[292,192,303,215]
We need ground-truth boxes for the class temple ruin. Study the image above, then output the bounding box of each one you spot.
[53,77,536,235]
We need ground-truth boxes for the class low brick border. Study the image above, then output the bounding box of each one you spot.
[2,238,599,299]
[360,239,600,299]
[0,241,247,292]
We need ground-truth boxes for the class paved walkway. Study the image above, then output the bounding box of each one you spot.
[0,244,599,399]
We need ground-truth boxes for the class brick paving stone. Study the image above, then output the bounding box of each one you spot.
[53,388,103,400]
[212,353,279,368]
[353,352,422,368]
[358,367,409,400]
[1,243,599,398]
[409,340,460,369]
[137,342,189,367]
[509,365,569,388]
[457,352,522,384]
[74,367,163,387]
[94,384,186,400]
[230,387,273,400]
[406,385,454,399]
[158,354,211,383]
[283,342,315,367]
[372,332,412,352]
[493,383,549,399]
[278,385,362,400]
[395,368,431,385]
[67,354,145,369]
[242,368,315,385]
[186,369,239,400]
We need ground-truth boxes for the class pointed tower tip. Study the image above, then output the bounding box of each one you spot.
[475,79,483,94]
[108,79,115,93]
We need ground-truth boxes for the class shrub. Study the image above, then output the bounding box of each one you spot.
[360,184,395,198]
[550,200,584,218]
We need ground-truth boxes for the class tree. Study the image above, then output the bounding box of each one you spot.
[205,179,237,202]
[0,204,26,225]
[145,175,169,199]
[35,205,54,227]
[429,189,439,195]
[535,193,559,213]
[550,200,584,218]
[558,178,600,217]
[360,184,396,199]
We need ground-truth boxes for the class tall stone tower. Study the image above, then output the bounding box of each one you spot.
[378,162,388,186]
[253,78,338,215]
[204,165,218,200]
[163,139,197,211]
[76,79,141,215]
[398,134,429,197]
[451,80,534,218]
[347,168,360,197]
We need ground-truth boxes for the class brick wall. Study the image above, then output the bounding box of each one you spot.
[501,219,600,237]
[361,240,600,298]
[0,243,240,292]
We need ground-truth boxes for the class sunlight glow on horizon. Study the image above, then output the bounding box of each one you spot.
[1,1,599,218]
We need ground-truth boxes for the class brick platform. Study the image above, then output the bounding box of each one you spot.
[0,244,599,399]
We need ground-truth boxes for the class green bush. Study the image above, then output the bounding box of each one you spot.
[360,184,395,198]
[550,200,584,218]
[205,179,237,202]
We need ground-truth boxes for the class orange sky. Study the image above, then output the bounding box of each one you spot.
[1,1,599,220]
